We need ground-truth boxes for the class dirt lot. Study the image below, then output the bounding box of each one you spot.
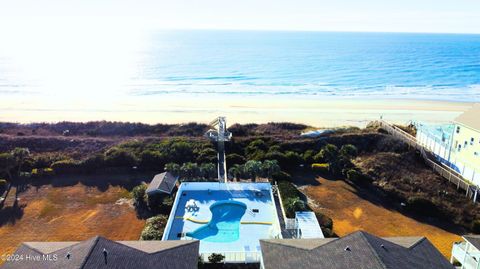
[0,181,145,262]
[299,174,462,258]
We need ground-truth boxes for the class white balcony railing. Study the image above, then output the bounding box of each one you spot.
[452,242,480,269]
[200,251,262,263]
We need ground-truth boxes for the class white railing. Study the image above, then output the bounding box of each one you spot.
[200,251,262,263]
[451,242,480,269]
[376,120,475,199]
[285,218,296,230]
[452,242,467,264]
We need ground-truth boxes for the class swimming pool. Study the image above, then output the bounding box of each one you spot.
[186,200,247,242]
[162,182,282,261]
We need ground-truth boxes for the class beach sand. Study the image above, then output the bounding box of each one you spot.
[0,94,474,127]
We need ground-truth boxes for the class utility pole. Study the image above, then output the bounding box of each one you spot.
[205,117,232,183]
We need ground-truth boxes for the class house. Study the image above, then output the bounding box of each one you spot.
[146,172,178,197]
[416,103,480,185]
[260,231,453,269]
[1,236,199,269]
[451,235,480,269]
[449,104,480,185]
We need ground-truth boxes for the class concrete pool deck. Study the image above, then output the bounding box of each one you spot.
[163,182,282,257]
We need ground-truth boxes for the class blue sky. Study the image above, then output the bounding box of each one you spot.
[1,0,480,33]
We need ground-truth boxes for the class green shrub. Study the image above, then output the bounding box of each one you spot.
[164,163,181,177]
[226,154,246,166]
[51,160,79,174]
[43,168,55,176]
[139,150,165,170]
[284,197,306,217]
[339,144,358,159]
[31,168,55,178]
[208,253,225,264]
[244,160,262,180]
[196,148,217,163]
[80,154,106,173]
[140,215,168,240]
[322,227,335,238]
[0,179,7,188]
[311,163,329,173]
[302,150,316,164]
[319,144,339,163]
[406,196,441,217]
[272,171,292,182]
[278,181,302,200]
[261,160,281,178]
[104,147,138,167]
[472,220,480,233]
[132,184,147,204]
[315,212,333,230]
[284,151,303,167]
[199,163,217,179]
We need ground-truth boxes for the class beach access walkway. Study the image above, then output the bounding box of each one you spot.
[375,120,478,202]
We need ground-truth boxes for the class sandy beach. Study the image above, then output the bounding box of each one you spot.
[0,94,473,127]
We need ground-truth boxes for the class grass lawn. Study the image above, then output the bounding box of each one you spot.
[0,181,145,263]
[299,174,462,258]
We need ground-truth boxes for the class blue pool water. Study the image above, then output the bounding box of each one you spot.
[186,200,247,242]
[165,185,279,254]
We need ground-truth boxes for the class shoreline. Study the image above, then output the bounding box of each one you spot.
[0,95,474,127]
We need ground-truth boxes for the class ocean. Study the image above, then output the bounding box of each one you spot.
[0,30,479,125]
[0,30,480,101]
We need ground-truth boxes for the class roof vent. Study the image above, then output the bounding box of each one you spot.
[102,248,108,264]
[344,246,351,251]
[66,252,71,259]
[381,244,385,249]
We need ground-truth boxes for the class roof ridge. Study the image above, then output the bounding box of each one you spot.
[79,236,101,269]
[405,237,426,249]
[114,239,198,255]
[21,243,46,255]
[357,231,388,269]
[23,241,80,255]
[145,240,198,255]
[260,238,337,251]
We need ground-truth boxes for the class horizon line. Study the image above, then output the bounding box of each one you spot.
[150,27,480,35]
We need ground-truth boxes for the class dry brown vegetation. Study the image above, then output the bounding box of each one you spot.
[300,174,462,258]
[0,182,145,263]
[355,151,480,228]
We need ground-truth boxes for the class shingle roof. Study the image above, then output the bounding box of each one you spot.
[463,235,480,250]
[2,236,199,269]
[454,103,480,132]
[146,172,178,195]
[260,231,453,269]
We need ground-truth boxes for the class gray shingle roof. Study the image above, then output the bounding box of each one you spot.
[146,172,178,195]
[260,231,453,269]
[463,235,480,250]
[2,236,199,269]
[454,103,480,132]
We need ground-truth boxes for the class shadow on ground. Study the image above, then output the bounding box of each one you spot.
[0,200,25,226]
[30,171,157,192]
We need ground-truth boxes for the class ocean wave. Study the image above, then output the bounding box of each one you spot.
[127,81,480,102]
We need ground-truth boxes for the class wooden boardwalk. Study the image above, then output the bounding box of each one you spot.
[375,120,478,202]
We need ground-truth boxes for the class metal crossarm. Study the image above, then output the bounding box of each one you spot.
[205,116,232,183]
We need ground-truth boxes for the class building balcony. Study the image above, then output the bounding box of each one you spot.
[452,241,480,269]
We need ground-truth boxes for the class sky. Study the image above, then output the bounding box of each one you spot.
[0,0,480,33]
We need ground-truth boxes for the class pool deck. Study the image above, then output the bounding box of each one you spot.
[164,183,281,254]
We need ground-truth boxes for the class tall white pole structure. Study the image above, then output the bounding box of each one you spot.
[205,116,232,183]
